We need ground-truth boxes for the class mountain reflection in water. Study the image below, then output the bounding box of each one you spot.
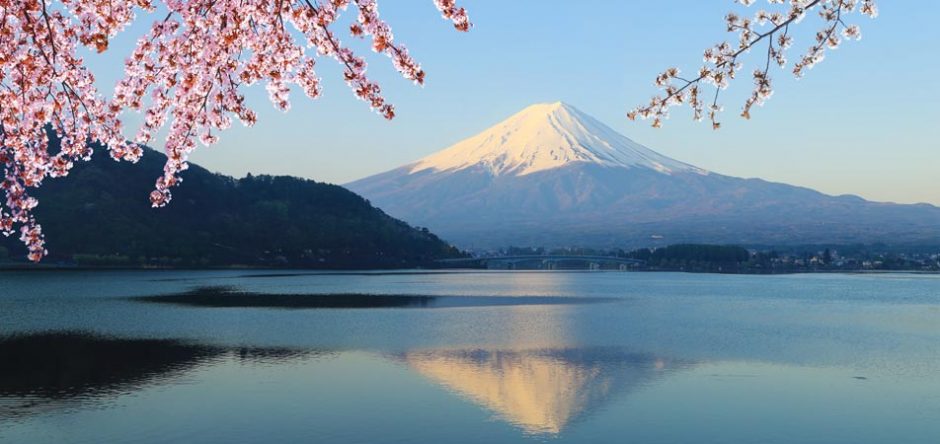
[0,332,687,436]
[399,348,688,435]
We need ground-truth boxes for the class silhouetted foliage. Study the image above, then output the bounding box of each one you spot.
[649,244,750,263]
[622,244,750,272]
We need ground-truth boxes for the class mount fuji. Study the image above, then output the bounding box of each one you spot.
[347,102,940,249]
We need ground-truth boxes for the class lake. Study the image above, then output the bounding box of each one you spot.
[1,270,938,443]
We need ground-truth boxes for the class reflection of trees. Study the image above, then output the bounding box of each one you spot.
[0,332,323,419]
[401,348,689,435]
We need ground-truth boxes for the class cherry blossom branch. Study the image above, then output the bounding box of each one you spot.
[1,1,138,261]
[0,0,471,261]
[629,0,878,130]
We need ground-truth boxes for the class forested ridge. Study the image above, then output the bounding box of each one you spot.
[1,145,465,268]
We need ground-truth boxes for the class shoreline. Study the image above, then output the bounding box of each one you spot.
[1,264,937,275]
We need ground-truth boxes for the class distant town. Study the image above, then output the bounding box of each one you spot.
[462,244,940,273]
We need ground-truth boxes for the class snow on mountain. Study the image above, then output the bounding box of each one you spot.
[410,102,705,177]
[347,103,940,249]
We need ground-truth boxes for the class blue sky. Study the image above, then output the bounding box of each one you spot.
[88,1,940,204]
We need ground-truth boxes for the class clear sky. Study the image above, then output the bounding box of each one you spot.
[87,1,940,205]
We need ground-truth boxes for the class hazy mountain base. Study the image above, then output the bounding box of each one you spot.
[0,145,465,268]
[352,163,940,250]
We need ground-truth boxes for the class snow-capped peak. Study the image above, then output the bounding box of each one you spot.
[409,102,705,177]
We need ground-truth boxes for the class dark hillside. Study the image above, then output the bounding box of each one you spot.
[2,145,464,268]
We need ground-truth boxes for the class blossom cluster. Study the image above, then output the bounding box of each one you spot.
[629,0,877,130]
[0,0,470,261]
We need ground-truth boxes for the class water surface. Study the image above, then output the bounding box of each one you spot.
[1,270,938,443]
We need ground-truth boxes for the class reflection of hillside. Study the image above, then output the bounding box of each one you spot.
[402,348,685,435]
[0,332,321,419]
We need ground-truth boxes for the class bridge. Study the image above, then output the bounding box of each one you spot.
[436,255,646,270]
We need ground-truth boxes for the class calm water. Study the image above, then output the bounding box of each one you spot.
[1,270,939,443]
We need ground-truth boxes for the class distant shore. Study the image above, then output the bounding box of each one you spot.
[1,263,937,275]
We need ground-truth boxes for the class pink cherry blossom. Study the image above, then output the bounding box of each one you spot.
[629,0,878,130]
[0,0,470,261]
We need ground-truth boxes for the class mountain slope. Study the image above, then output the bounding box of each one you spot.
[1,145,464,267]
[410,102,703,176]
[348,102,940,249]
